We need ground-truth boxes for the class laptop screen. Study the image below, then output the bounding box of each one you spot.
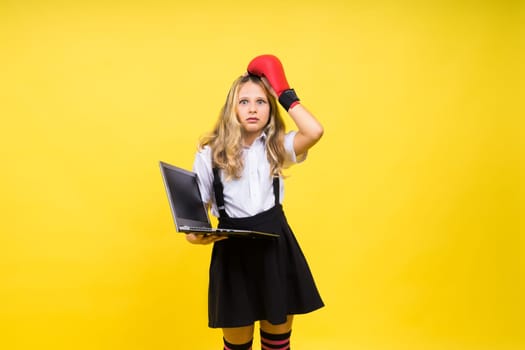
[160,162,210,227]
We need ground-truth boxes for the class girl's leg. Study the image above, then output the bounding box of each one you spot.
[259,315,293,350]
[222,324,255,350]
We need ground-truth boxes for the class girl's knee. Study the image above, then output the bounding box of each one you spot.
[259,315,293,334]
[222,324,255,345]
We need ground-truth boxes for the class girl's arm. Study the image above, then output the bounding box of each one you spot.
[287,103,324,157]
[247,54,324,156]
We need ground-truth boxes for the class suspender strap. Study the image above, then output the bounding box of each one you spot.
[213,168,280,217]
[273,176,280,206]
[212,168,228,218]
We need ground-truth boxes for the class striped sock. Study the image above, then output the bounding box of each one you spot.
[223,337,253,350]
[260,330,291,350]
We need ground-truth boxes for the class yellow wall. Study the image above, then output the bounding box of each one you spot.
[1,1,523,349]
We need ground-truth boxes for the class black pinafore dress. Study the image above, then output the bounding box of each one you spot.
[208,168,324,328]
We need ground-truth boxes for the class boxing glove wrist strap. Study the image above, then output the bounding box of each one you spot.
[278,88,300,111]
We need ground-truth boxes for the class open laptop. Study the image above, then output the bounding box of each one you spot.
[159,161,279,238]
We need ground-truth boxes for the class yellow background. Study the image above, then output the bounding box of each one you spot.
[1,1,524,349]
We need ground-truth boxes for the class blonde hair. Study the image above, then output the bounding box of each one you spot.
[199,75,286,179]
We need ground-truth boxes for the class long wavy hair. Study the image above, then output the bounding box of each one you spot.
[198,74,286,180]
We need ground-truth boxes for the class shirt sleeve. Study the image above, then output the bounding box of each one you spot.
[283,130,307,168]
[192,146,214,206]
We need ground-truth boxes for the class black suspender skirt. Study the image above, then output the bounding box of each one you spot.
[208,169,324,328]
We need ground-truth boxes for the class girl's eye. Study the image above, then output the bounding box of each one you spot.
[239,99,248,105]
[257,99,267,104]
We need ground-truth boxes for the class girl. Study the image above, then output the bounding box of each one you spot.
[188,55,324,350]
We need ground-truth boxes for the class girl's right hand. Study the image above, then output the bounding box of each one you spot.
[185,233,228,245]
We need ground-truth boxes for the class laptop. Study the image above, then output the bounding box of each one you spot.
[159,161,279,238]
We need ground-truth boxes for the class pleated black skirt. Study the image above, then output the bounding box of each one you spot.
[208,204,324,328]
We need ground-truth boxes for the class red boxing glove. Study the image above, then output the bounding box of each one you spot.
[247,54,290,96]
[247,54,300,111]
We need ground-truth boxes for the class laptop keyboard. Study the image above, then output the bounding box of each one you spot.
[181,226,214,232]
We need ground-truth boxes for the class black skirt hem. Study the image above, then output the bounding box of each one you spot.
[208,303,325,329]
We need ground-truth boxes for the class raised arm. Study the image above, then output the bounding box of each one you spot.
[287,103,323,157]
[247,54,323,156]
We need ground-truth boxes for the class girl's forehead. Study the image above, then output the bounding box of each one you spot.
[238,81,266,95]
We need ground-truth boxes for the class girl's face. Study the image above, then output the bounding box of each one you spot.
[235,81,270,142]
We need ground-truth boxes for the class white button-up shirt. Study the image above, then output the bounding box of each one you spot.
[193,131,306,218]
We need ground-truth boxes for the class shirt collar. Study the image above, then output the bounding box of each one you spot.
[243,132,267,149]
[257,132,267,142]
